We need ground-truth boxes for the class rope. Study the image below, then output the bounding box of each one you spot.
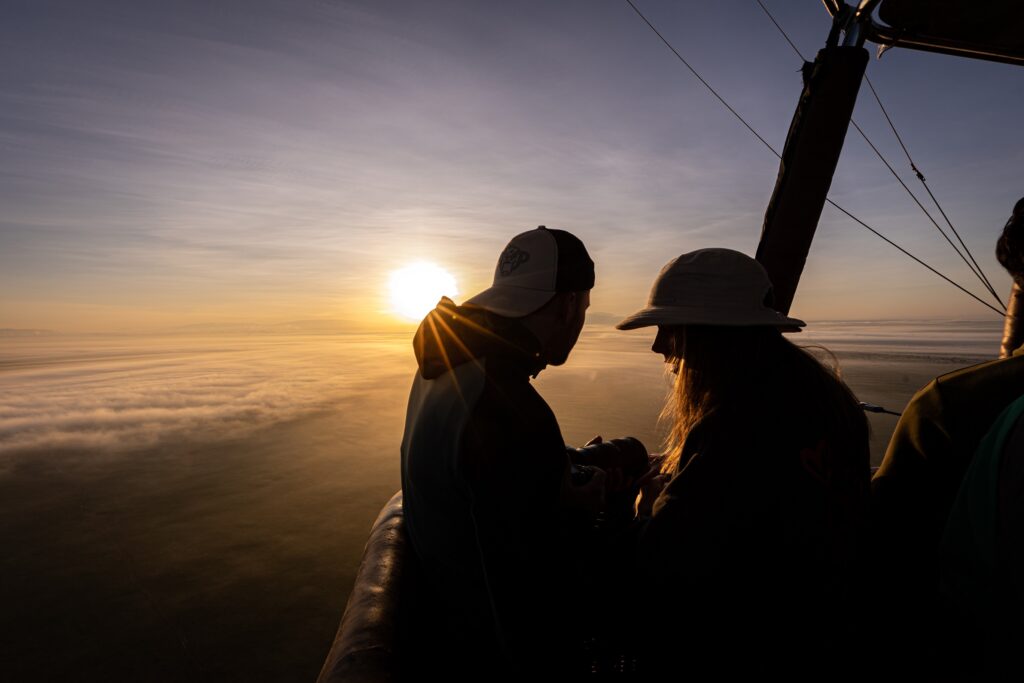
[848,119,1006,311]
[863,75,1003,302]
[825,199,1006,316]
[860,402,903,417]
[622,0,1004,317]
[623,0,780,158]
[754,0,805,61]
[754,0,1005,311]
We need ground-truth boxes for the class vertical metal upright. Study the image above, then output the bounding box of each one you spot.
[755,2,878,315]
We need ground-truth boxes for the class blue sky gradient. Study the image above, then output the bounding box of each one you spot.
[3,0,1022,330]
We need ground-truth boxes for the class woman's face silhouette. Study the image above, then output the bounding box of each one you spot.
[652,325,684,364]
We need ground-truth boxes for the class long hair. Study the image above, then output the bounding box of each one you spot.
[659,325,866,474]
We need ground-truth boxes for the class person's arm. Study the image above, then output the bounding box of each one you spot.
[635,444,731,586]
[873,380,950,493]
[871,382,952,568]
[459,394,574,661]
[997,411,1024,607]
[867,382,958,653]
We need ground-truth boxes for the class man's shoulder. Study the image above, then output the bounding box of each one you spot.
[459,368,566,474]
[474,367,555,421]
[932,353,1024,399]
[879,354,1024,475]
[895,354,1024,425]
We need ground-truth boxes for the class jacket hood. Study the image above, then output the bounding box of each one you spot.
[413,297,545,380]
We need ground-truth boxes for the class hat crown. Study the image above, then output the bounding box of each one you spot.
[464,226,593,318]
[616,247,804,331]
[490,228,558,292]
[648,248,772,311]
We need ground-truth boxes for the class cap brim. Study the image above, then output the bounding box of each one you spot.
[615,305,805,331]
[464,285,555,318]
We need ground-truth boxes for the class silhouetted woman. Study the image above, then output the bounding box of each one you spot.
[617,249,869,679]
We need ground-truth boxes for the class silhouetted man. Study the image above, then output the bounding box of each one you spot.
[400,227,606,677]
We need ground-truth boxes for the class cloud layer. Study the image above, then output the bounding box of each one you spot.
[0,334,414,455]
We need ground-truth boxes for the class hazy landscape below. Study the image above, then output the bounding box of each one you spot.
[0,320,1005,680]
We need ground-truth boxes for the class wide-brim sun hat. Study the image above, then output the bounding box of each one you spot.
[616,248,805,330]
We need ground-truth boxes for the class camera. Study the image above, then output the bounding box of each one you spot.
[571,437,649,478]
[569,463,597,486]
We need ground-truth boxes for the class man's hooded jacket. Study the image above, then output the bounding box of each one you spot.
[400,297,581,671]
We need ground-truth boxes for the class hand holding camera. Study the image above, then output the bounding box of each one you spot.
[562,463,607,518]
[567,435,659,524]
[570,435,650,488]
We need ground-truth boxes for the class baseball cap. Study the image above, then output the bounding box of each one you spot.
[465,226,594,318]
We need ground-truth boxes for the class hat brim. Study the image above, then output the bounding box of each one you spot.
[464,284,556,318]
[615,305,805,331]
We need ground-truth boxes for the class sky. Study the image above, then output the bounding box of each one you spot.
[2,0,1022,333]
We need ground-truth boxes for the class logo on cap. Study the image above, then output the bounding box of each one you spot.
[498,246,530,276]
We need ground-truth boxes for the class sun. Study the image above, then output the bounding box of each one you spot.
[388,262,459,321]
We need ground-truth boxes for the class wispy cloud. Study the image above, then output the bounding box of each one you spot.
[0,334,414,455]
[2,0,1021,330]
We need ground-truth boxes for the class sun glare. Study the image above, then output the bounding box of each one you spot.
[388,262,459,321]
